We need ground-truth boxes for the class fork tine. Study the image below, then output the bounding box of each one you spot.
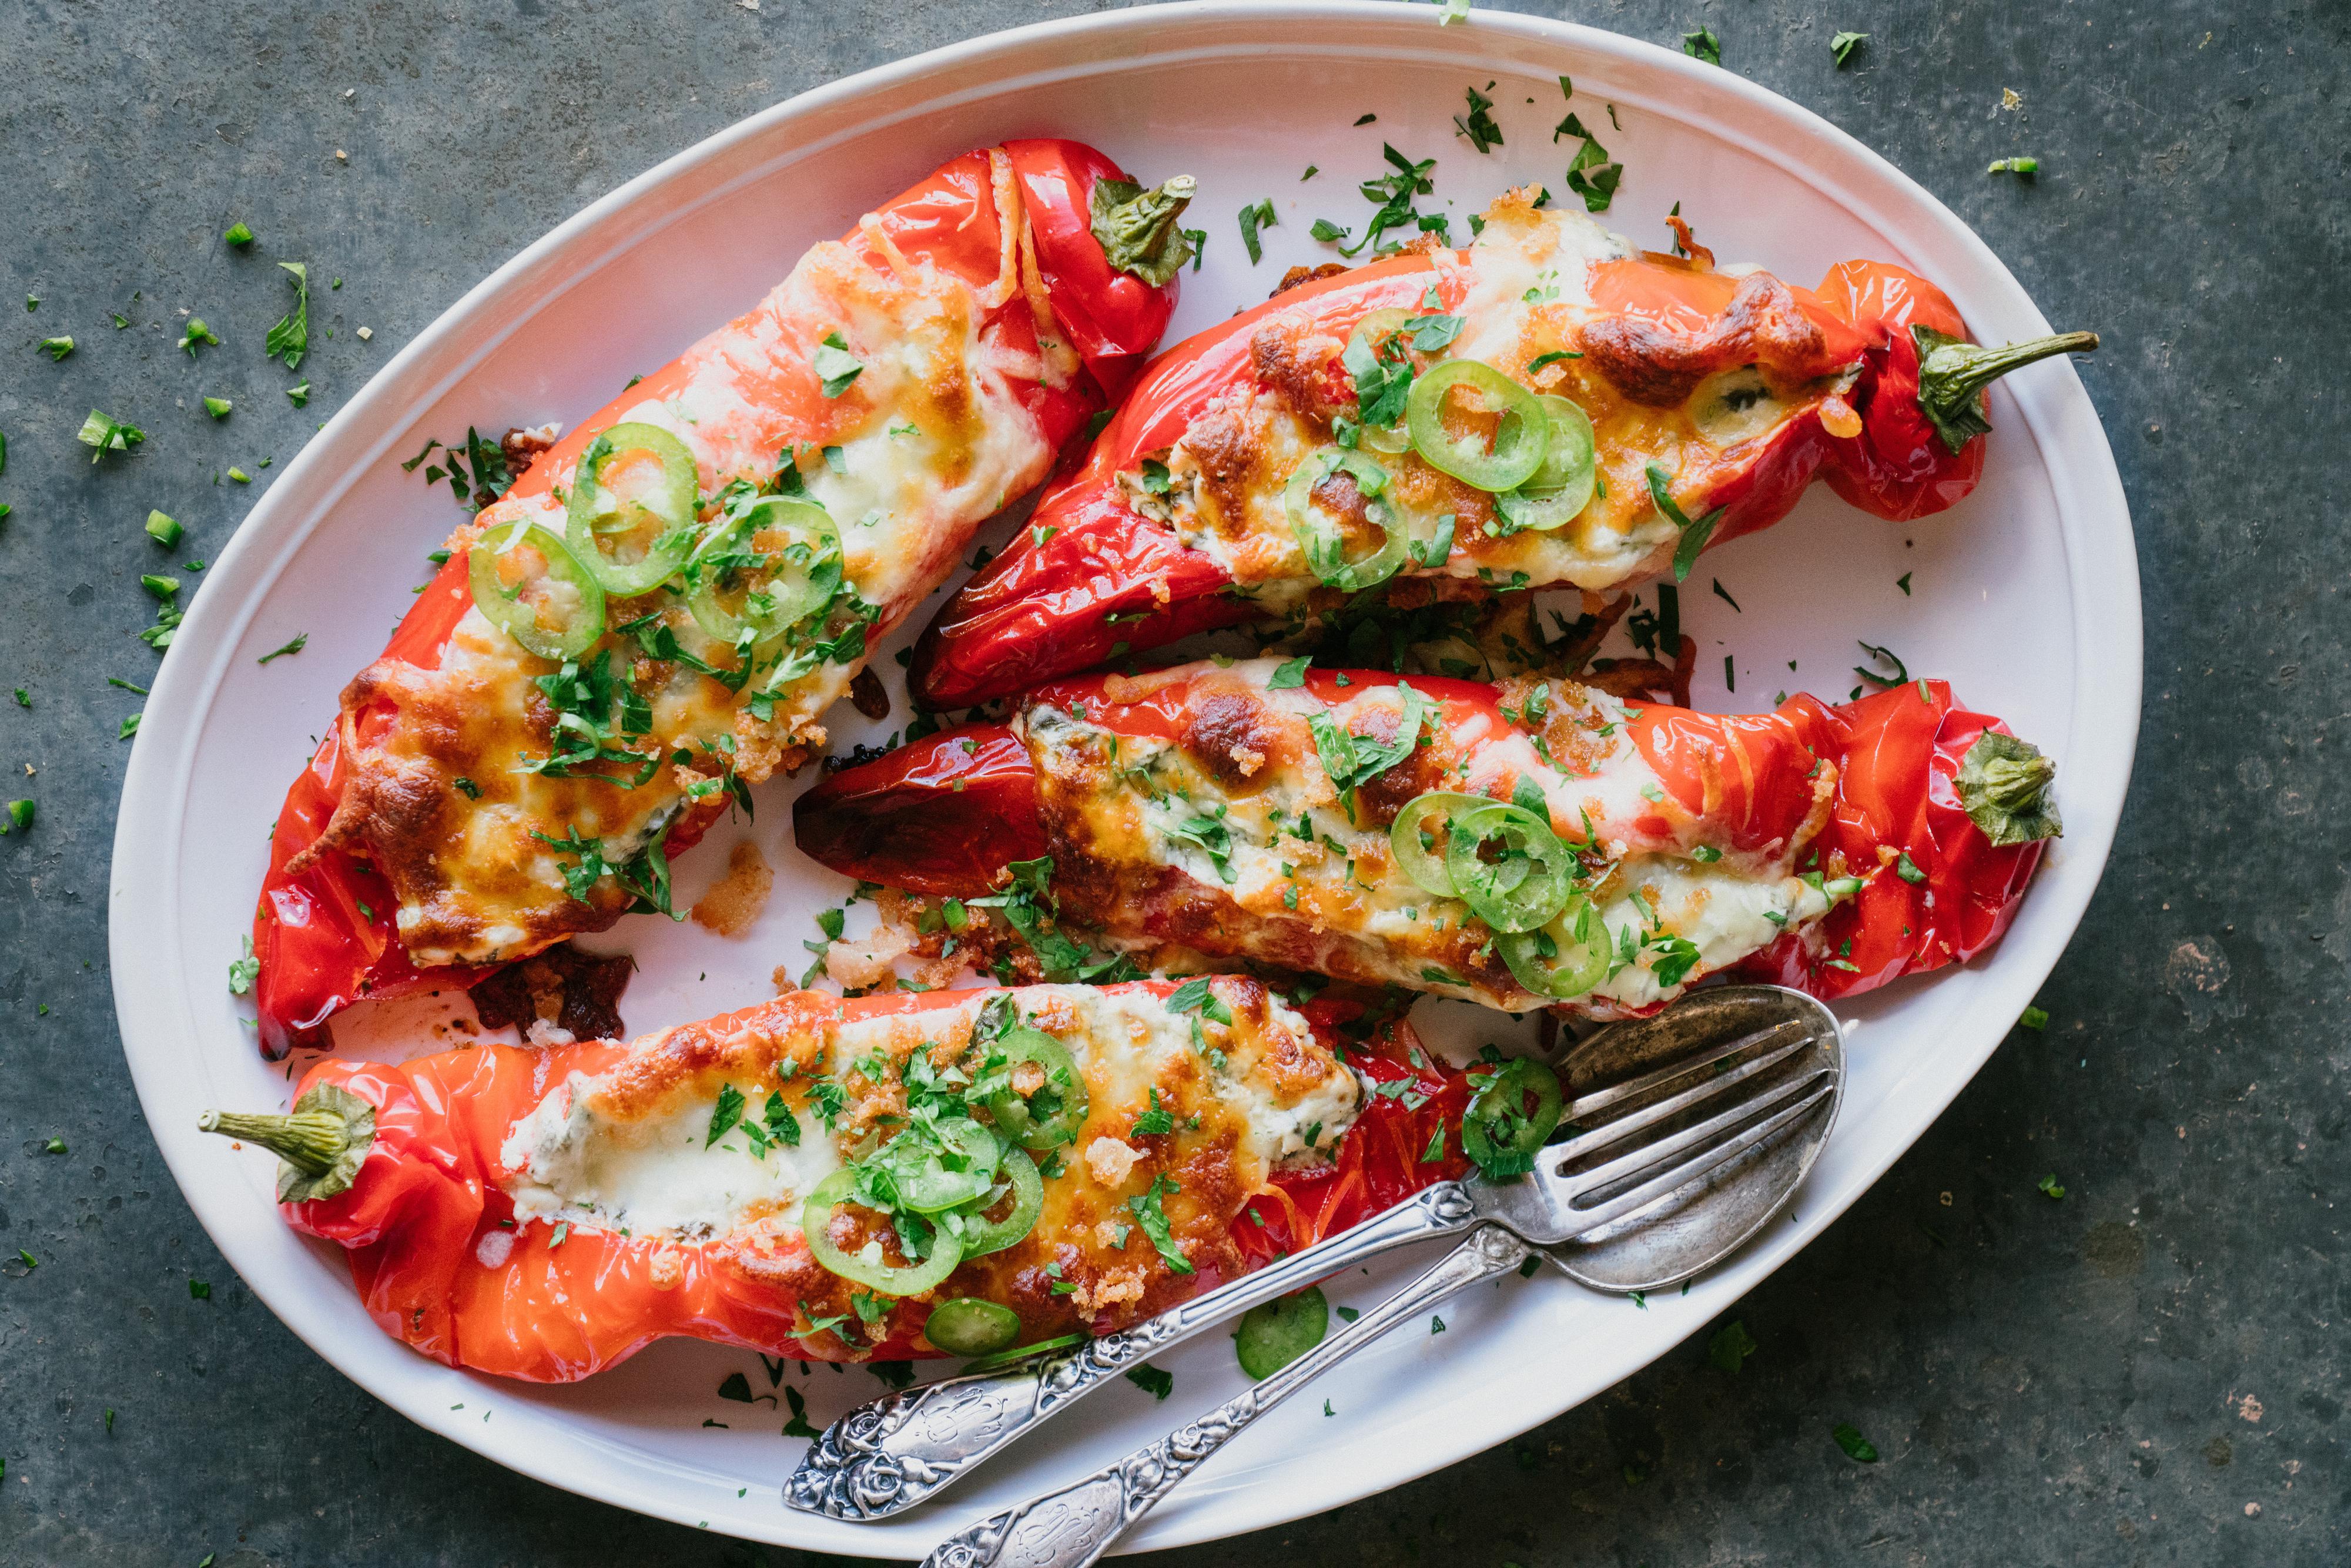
[1565,1018,1807,1121]
[1558,1062,1833,1202]
[1550,1033,1820,1165]
[1556,1079,1837,1235]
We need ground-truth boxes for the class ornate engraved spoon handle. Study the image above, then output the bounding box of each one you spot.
[787,1182,1478,1520]
[920,1224,1533,1568]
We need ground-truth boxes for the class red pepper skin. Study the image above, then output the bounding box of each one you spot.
[791,722,1051,898]
[251,142,1182,1057]
[1812,261,1980,521]
[908,245,2015,712]
[1734,681,2046,998]
[1234,1024,1471,1264]
[796,668,2044,1010]
[271,984,1456,1383]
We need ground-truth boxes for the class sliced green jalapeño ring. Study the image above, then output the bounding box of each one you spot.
[468,522,607,661]
[1405,358,1549,493]
[1494,394,1598,532]
[1461,1057,1564,1180]
[1388,791,1496,899]
[951,1148,1044,1258]
[1497,895,1612,1001]
[1286,447,1408,591]
[1444,800,1576,935]
[922,1297,1022,1357]
[685,495,842,655]
[802,1169,963,1296]
[982,1027,1093,1152]
[565,421,700,595]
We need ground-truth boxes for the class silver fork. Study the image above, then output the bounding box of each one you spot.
[909,984,1843,1568]
[787,985,1841,1524]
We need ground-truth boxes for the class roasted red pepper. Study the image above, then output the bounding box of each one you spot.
[252,141,1190,1057]
[796,661,2057,1016]
[909,193,2094,710]
[202,981,1460,1383]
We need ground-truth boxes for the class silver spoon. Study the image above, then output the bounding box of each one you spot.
[789,984,1842,1527]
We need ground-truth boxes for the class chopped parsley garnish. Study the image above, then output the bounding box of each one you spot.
[119,713,142,740]
[1830,1422,1880,1462]
[1306,682,1432,817]
[257,633,308,665]
[782,1385,820,1438]
[1853,640,1909,688]
[78,410,147,461]
[2037,1172,2066,1199]
[1132,1088,1175,1138]
[1125,1364,1174,1400]
[227,937,259,996]
[1267,656,1310,689]
[1455,83,1503,153]
[706,1084,748,1147]
[1830,31,1866,67]
[178,319,220,356]
[812,332,863,397]
[1709,1319,1758,1373]
[1553,75,1625,212]
[1644,465,1724,582]
[36,336,73,361]
[1682,28,1722,65]
[1317,144,1438,258]
[401,428,515,512]
[1167,976,1234,1028]
[1125,1174,1193,1275]
[451,776,481,799]
[1895,851,1926,884]
[287,383,311,408]
[1237,197,1277,264]
[265,262,310,371]
[2019,1004,2050,1030]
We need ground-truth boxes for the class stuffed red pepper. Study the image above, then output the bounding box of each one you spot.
[909,186,2095,708]
[202,980,1466,1382]
[253,142,1194,1056]
[796,659,2060,1016]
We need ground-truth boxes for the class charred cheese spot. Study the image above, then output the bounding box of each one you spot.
[497,983,1358,1347]
[1181,684,1303,792]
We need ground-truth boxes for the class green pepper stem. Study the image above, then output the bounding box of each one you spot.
[1913,327,2099,453]
[1090,175,1198,288]
[198,1108,352,1175]
[1971,748,2057,816]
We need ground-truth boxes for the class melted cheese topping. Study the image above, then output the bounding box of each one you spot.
[353,217,1058,966]
[1146,196,1836,599]
[1023,659,1840,1018]
[495,983,1358,1336]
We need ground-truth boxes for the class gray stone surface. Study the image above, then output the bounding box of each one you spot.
[1,1,2343,1563]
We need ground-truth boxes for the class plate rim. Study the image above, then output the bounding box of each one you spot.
[107,0,2140,1554]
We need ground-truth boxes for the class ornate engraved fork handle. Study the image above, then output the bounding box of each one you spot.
[786,1182,1478,1520]
[921,1225,1534,1568]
